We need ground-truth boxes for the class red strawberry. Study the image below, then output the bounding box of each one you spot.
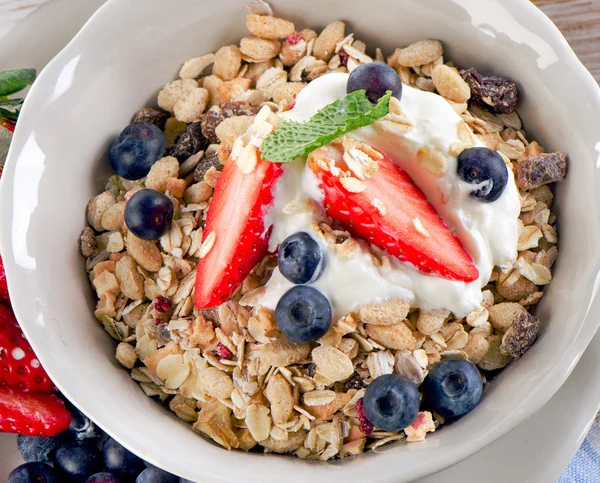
[308,144,478,282]
[0,386,71,436]
[195,154,283,309]
[0,304,55,393]
[0,255,10,304]
[0,117,15,133]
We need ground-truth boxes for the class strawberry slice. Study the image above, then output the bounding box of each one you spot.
[0,255,10,304]
[308,144,478,282]
[194,154,283,309]
[0,386,71,436]
[0,304,55,393]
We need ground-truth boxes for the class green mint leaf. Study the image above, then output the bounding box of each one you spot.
[0,98,24,108]
[0,69,36,97]
[260,89,392,164]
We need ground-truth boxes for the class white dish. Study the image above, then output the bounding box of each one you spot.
[1,0,600,481]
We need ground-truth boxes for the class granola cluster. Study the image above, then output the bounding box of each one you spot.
[81,1,566,460]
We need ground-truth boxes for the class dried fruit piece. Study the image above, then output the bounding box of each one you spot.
[132,107,169,130]
[193,152,222,182]
[500,312,540,359]
[460,68,518,114]
[516,152,567,190]
[355,398,373,435]
[167,121,209,162]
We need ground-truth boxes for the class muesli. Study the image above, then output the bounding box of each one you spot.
[80,1,566,459]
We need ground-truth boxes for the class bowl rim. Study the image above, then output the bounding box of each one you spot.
[1,0,600,481]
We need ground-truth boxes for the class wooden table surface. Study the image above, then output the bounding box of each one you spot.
[533,0,600,81]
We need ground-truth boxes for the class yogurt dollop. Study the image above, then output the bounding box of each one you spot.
[259,73,520,319]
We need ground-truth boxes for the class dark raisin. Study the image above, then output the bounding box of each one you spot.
[500,312,539,359]
[344,372,367,391]
[201,108,224,144]
[220,101,259,118]
[516,152,567,190]
[167,121,209,162]
[132,107,169,130]
[156,323,171,345]
[193,152,223,182]
[460,68,518,114]
[307,363,317,377]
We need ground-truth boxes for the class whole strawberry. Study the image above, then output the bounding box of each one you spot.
[0,304,54,393]
[0,254,9,304]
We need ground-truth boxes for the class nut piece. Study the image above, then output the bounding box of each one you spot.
[460,68,518,114]
[417,309,449,335]
[264,373,294,424]
[365,323,417,350]
[388,40,443,68]
[463,333,489,365]
[80,227,98,257]
[260,339,311,367]
[87,191,116,232]
[213,45,243,81]
[477,335,513,371]
[174,87,209,122]
[168,121,209,162]
[114,255,144,300]
[158,79,198,112]
[260,429,307,453]
[215,116,255,145]
[218,78,252,103]
[240,37,281,62]
[313,21,345,62]
[355,299,410,325]
[500,312,540,359]
[431,64,470,103]
[496,276,538,302]
[246,14,295,39]
[115,342,137,369]
[198,367,234,399]
[184,181,212,204]
[179,53,216,79]
[245,404,271,442]
[516,152,567,190]
[311,345,354,382]
[272,82,306,105]
[101,201,126,232]
[125,232,162,272]
[145,156,180,192]
[488,302,527,332]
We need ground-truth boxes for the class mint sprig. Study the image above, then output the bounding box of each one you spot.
[0,69,36,97]
[260,89,392,164]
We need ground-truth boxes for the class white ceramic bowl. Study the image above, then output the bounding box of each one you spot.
[2,0,600,481]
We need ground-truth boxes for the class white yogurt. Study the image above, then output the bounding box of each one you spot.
[259,73,520,319]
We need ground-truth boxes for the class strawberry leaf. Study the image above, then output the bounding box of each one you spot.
[260,89,392,164]
[0,69,36,97]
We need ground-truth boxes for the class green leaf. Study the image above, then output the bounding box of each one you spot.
[0,108,19,122]
[0,69,36,97]
[0,98,23,107]
[260,89,392,164]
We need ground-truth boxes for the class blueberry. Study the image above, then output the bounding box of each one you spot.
[68,405,99,440]
[54,440,102,482]
[109,122,166,180]
[278,232,325,284]
[17,434,64,462]
[102,437,144,478]
[422,358,483,419]
[135,467,179,483]
[363,374,420,431]
[457,147,508,202]
[275,286,332,344]
[347,63,403,103]
[86,474,121,483]
[7,462,60,483]
[124,189,174,240]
